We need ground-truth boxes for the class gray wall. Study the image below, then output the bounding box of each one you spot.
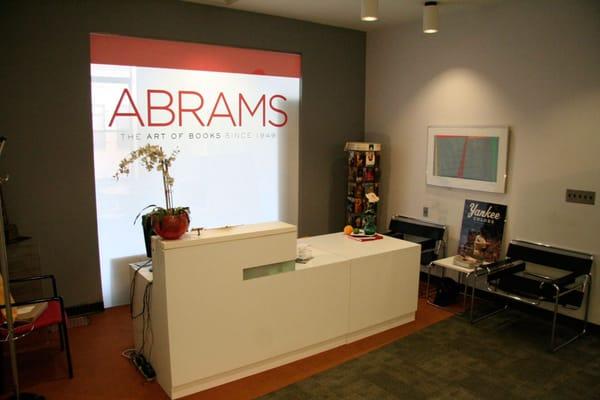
[0,0,365,308]
[366,0,600,322]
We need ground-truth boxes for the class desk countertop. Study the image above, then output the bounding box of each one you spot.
[157,221,296,251]
[300,232,419,259]
[432,256,482,274]
[130,261,153,282]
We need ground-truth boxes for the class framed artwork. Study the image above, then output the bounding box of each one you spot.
[426,126,509,193]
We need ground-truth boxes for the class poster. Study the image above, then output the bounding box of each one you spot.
[457,199,507,262]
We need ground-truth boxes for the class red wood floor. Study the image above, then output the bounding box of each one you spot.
[1,297,454,400]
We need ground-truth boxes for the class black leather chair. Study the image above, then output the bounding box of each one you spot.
[484,239,593,352]
[386,215,446,265]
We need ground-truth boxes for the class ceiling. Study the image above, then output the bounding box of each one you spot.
[182,0,499,31]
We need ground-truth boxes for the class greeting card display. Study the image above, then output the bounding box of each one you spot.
[457,200,507,262]
[344,142,381,229]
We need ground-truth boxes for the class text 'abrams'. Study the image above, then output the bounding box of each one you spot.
[109,89,289,128]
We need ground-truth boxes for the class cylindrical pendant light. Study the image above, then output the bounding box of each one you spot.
[423,1,439,34]
[361,0,378,22]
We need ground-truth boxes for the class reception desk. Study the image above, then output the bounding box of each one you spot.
[134,222,420,399]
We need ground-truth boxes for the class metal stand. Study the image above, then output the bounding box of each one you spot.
[549,274,592,352]
[425,261,473,318]
[0,138,45,400]
[467,270,508,324]
[425,259,507,323]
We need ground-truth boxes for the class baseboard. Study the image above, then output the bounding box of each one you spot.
[65,301,104,316]
[346,313,416,343]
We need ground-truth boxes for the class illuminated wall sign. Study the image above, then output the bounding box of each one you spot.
[90,34,301,306]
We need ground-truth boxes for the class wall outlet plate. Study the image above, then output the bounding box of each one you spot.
[565,189,595,205]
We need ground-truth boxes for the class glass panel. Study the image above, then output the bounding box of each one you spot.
[243,261,296,280]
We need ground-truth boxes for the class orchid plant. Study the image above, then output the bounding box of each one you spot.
[114,144,177,209]
[114,144,188,218]
[365,192,380,214]
[365,192,379,204]
[363,192,380,234]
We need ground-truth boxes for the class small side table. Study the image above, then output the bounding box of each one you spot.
[426,257,507,323]
[425,256,482,321]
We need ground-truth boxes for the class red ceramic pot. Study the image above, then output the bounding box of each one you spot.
[152,212,189,240]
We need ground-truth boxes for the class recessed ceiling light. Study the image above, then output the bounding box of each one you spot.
[423,1,439,34]
[361,0,378,22]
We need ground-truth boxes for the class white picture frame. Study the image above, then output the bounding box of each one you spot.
[426,126,509,193]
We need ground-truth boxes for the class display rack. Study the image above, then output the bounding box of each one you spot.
[344,142,381,229]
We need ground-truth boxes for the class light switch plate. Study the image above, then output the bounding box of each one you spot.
[565,189,595,205]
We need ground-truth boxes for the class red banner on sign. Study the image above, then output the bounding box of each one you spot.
[90,33,301,78]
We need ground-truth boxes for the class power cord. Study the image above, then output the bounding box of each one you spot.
[126,259,155,381]
[129,259,152,318]
[121,348,156,381]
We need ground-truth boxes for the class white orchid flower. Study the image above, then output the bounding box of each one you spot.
[365,192,380,203]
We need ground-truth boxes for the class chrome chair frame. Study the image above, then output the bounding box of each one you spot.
[484,239,593,352]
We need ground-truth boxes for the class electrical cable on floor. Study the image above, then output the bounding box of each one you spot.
[125,260,156,381]
[121,348,137,360]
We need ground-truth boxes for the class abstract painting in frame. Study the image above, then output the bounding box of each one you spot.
[426,126,509,193]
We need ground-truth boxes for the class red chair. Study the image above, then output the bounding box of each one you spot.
[0,274,73,379]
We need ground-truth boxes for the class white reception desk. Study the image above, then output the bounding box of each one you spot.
[133,222,420,399]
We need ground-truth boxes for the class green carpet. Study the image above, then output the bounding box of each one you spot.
[260,311,600,399]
